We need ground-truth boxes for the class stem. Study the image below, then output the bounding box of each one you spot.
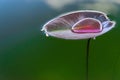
[86,38,91,80]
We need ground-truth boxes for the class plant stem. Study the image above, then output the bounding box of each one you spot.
[86,38,91,80]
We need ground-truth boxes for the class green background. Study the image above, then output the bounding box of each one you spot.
[0,0,120,80]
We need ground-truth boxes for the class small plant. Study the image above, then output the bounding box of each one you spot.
[41,10,116,80]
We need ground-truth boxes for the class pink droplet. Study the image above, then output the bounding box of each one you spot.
[72,18,102,33]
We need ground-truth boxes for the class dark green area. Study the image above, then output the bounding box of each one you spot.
[0,0,120,80]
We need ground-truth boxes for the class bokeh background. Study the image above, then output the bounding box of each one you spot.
[0,0,120,80]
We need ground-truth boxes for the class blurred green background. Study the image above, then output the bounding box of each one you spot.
[0,0,120,80]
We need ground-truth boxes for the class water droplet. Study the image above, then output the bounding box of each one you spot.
[72,18,102,33]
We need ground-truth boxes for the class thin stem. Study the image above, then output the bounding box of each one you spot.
[86,38,91,80]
